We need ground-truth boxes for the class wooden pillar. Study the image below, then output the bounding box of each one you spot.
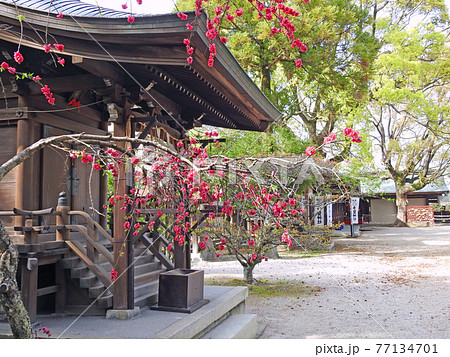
[173,243,186,269]
[86,218,100,263]
[99,117,109,230]
[20,256,38,322]
[54,265,66,314]
[99,168,108,229]
[15,119,30,227]
[112,123,131,309]
[56,193,70,241]
[174,214,191,269]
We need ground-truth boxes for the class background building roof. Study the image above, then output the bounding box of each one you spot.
[362,178,450,195]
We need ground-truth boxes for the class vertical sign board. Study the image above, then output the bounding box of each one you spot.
[314,196,324,226]
[350,197,359,225]
[326,199,333,227]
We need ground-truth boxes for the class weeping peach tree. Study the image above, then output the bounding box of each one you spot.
[0,125,360,336]
[0,0,365,338]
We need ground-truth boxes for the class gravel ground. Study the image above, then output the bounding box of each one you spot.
[192,225,450,339]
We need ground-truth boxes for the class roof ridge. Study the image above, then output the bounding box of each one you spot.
[0,0,128,17]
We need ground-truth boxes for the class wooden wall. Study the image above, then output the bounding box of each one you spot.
[0,126,17,226]
[41,124,102,224]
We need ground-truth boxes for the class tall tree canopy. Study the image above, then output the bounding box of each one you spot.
[177,0,379,153]
[177,0,448,158]
[361,19,450,225]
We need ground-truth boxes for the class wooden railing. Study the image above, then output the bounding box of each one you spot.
[63,211,114,292]
[0,206,114,293]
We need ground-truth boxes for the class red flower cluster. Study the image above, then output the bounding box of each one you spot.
[41,85,55,105]
[323,132,336,143]
[179,1,307,69]
[0,61,16,74]
[205,131,218,137]
[305,146,316,156]
[68,98,80,108]
[54,43,64,52]
[183,38,195,64]
[281,230,293,248]
[14,51,24,64]
[291,39,307,52]
[37,327,52,338]
[131,157,140,165]
[343,127,362,143]
[110,269,118,281]
[177,12,188,20]
[80,152,94,164]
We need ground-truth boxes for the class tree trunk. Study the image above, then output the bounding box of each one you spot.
[0,220,32,338]
[394,191,409,227]
[243,264,256,284]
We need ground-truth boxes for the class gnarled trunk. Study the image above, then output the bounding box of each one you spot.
[394,191,409,227]
[0,220,32,338]
[243,264,257,284]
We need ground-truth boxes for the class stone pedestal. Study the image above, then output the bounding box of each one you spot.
[151,269,209,313]
[106,307,141,320]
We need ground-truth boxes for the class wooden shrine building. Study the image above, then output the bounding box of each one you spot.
[0,0,279,321]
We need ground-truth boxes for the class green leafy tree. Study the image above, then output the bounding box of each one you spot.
[361,21,450,225]
[177,0,379,155]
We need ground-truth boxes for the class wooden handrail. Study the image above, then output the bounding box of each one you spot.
[0,211,16,216]
[67,211,113,243]
[65,241,113,293]
[66,225,114,265]
[140,234,174,270]
[0,208,56,217]
[13,207,54,217]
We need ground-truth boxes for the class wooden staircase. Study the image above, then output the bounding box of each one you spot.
[133,246,167,308]
[59,242,167,314]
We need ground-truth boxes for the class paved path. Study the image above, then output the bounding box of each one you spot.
[193,225,450,338]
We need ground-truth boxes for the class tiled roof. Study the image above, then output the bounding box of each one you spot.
[362,179,450,195]
[0,0,127,17]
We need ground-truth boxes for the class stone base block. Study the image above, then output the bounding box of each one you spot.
[105,307,141,320]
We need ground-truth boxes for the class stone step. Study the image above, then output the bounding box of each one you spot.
[71,265,90,279]
[97,293,114,309]
[200,314,258,339]
[151,286,249,339]
[133,253,155,266]
[134,261,161,276]
[88,284,106,299]
[59,256,82,269]
[134,279,158,298]
[134,269,164,286]
[134,291,158,309]
[79,272,98,288]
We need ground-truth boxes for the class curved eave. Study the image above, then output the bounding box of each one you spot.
[0,3,280,131]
